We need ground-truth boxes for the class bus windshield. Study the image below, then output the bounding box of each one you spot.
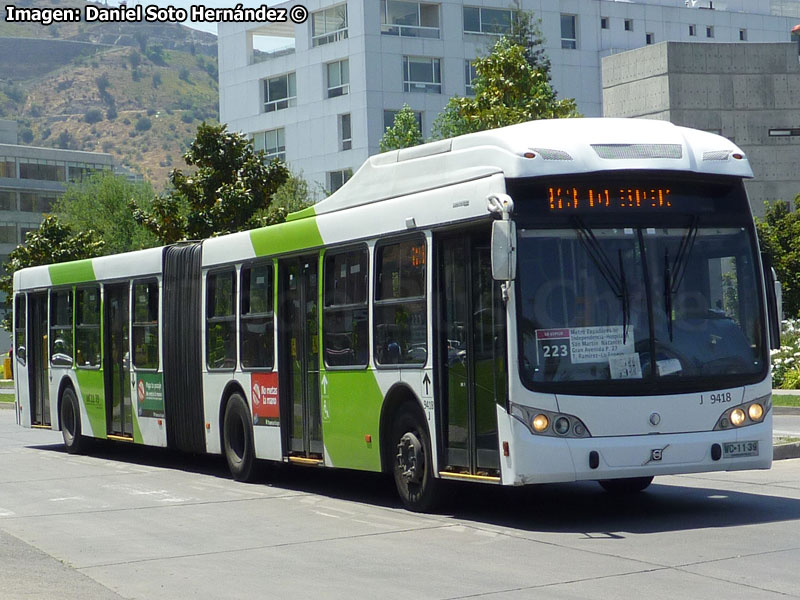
[509,174,767,394]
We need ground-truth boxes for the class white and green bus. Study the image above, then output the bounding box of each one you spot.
[13,119,780,511]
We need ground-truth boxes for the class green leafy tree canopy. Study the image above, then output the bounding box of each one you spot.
[433,37,580,139]
[380,104,424,152]
[132,122,290,244]
[55,172,159,255]
[756,199,800,317]
[0,216,105,331]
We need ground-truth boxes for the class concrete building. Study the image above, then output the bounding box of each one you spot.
[602,41,800,213]
[0,120,113,348]
[218,0,800,191]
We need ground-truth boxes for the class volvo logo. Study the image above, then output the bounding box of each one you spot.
[649,412,661,426]
[642,444,670,466]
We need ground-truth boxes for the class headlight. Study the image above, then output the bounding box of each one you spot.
[748,403,764,421]
[532,414,549,432]
[730,408,746,427]
[510,403,592,438]
[714,395,771,431]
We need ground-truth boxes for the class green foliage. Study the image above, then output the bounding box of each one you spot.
[0,216,105,331]
[19,127,33,143]
[84,108,103,124]
[432,37,579,139]
[54,172,159,255]
[380,104,424,152]
[135,116,152,132]
[179,67,191,83]
[507,2,552,77]
[132,122,290,244]
[270,171,315,214]
[128,50,141,69]
[755,199,800,317]
[152,72,162,89]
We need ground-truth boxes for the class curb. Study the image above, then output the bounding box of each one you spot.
[0,402,13,410]
[774,442,800,461]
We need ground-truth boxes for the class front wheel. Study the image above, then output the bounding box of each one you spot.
[391,404,442,512]
[223,393,257,482]
[60,387,87,455]
[598,476,654,494]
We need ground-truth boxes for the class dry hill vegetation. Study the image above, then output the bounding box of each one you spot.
[0,0,219,189]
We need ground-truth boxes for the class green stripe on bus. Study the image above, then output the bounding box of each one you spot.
[249,217,323,257]
[285,204,316,222]
[49,260,96,285]
[75,369,107,439]
[321,369,383,472]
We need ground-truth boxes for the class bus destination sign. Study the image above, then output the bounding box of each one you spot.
[548,185,672,212]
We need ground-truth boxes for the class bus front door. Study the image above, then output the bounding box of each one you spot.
[104,284,132,438]
[279,256,323,460]
[437,232,504,478]
[28,293,49,427]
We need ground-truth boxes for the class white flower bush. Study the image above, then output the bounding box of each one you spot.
[772,319,800,388]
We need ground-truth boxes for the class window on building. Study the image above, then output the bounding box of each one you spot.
[328,169,353,193]
[14,294,25,365]
[646,32,655,45]
[561,14,577,49]
[0,190,15,211]
[263,72,296,112]
[384,109,423,133]
[706,26,714,38]
[374,236,427,366]
[312,4,348,46]
[68,163,106,183]
[739,28,747,41]
[339,114,352,151]
[133,280,159,369]
[75,286,101,368]
[403,56,441,93]
[0,224,16,244]
[323,246,369,367]
[689,24,696,36]
[50,288,73,367]
[327,59,350,98]
[19,191,58,213]
[463,6,513,35]
[253,128,286,162]
[465,60,477,95]
[0,157,14,179]
[206,269,236,370]
[18,160,66,182]
[624,19,633,32]
[19,225,37,242]
[600,16,609,30]
[240,263,274,369]
[381,1,440,38]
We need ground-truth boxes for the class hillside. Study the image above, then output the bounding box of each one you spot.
[0,0,220,189]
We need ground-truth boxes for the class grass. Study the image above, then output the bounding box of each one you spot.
[0,392,14,404]
[772,394,800,407]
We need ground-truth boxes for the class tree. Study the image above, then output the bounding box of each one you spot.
[380,104,424,152]
[0,217,105,331]
[507,2,551,77]
[756,199,800,317]
[132,122,290,244]
[432,37,579,139]
[54,172,159,255]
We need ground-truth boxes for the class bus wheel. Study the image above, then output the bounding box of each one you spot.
[392,405,441,512]
[60,387,87,455]
[223,393,257,482]
[598,476,654,494]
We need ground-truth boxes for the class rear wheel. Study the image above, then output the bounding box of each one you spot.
[60,387,87,455]
[223,393,257,482]
[392,404,442,512]
[598,476,654,494]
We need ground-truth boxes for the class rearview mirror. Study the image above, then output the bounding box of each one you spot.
[491,219,516,281]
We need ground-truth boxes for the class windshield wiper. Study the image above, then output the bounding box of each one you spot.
[573,217,630,341]
[663,218,699,341]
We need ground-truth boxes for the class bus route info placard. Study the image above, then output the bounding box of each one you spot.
[535,326,642,379]
[251,372,280,426]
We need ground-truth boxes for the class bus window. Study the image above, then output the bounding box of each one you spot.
[324,246,368,367]
[75,286,101,368]
[50,289,73,367]
[240,263,274,369]
[206,270,236,370]
[14,294,25,364]
[374,236,427,366]
[133,280,159,370]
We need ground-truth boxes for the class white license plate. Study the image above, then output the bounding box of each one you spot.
[723,441,759,458]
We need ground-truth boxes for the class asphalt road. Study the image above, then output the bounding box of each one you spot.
[2,408,800,600]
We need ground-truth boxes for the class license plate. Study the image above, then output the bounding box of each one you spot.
[723,441,759,458]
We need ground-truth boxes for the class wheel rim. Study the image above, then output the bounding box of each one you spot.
[396,431,424,486]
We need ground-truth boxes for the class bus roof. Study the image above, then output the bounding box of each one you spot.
[296,118,753,220]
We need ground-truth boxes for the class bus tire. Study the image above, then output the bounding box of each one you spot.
[223,393,257,482]
[598,476,654,494]
[60,387,87,455]
[392,404,442,512]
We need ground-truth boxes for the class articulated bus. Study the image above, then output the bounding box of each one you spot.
[13,119,780,511]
